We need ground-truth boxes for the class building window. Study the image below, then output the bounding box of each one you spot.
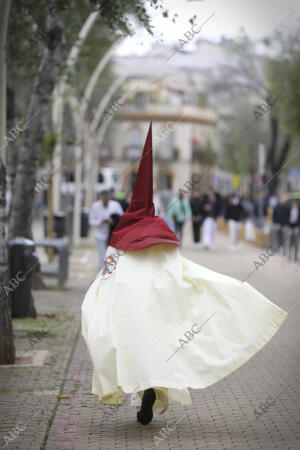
[63,169,74,182]
[99,134,111,159]
[157,130,174,160]
[158,171,173,189]
[128,171,137,191]
[98,172,104,183]
[191,137,201,161]
[125,128,142,159]
[135,92,147,108]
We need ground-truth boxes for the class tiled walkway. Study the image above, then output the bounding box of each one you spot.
[0,232,299,449]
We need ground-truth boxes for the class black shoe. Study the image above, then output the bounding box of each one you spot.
[137,388,156,425]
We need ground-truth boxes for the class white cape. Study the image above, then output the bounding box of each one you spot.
[81,244,287,409]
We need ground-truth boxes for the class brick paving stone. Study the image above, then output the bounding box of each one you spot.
[0,231,299,449]
[0,243,97,450]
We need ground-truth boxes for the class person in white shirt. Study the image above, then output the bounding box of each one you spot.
[89,190,124,270]
[153,190,161,216]
[289,199,299,228]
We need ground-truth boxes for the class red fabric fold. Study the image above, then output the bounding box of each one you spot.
[109,122,181,251]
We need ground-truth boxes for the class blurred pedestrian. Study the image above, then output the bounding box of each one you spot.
[201,189,218,250]
[89,190,123,270]
[225,193,245,251]
[159,187,173,214]
[116,190,130,212]
[253,192,268,230]
[242,195,256,242]
[109,188,117,201]
[242,195,255,218]
[167,191,192,241]
[153,190,162,216]
[288,199,300,229]
[272,194,289,248]
[214,192,222,219]
[190,190,203,248]
[287,198,300,260]
[269,194,278,209]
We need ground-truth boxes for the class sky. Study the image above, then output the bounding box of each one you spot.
[116,0,300,55]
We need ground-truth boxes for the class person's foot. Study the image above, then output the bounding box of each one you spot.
[137,388,156,425]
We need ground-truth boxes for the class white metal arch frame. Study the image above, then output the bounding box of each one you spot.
[51,10,99,212]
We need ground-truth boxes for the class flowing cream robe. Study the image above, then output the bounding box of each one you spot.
[81,244,287,412]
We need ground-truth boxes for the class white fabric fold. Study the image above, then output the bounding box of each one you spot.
[81,244,287,408]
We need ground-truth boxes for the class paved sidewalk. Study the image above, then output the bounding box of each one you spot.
[0,241,98,450]
[0,232,299,450]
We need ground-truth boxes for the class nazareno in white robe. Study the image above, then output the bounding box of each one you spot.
[81,244,287,412]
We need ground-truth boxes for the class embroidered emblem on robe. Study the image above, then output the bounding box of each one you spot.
[100,252,119,280]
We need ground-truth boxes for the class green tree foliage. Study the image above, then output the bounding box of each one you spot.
[7,0,162,120]
[211,29,300,192]
[264,24,300,138]
[219,100,270,175]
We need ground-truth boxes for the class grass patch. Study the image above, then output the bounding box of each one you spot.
[13,312,73,331]
[26,330,58,339]
[13,317,50,330]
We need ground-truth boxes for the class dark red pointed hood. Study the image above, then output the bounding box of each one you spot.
[109,122,181,251]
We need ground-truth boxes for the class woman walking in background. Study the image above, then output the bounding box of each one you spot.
[167,190,192,241]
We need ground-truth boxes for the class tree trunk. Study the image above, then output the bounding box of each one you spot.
[51,10,99,212]
[0,0,11,166]
[9,0,65,240]
[6,85,19,214]
[266,115,278,172]
[265,113,292,195]
[276,135,291,172]
[0,0,15,364]
[0,160,15,364]
[268,135,291,195]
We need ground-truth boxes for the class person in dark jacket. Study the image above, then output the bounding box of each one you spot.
[118,192,130,213]
[214,192,222,219]
[225,193,245,251]
[287,199,300,259]
[272,195,290,248]
[190,190,203,248]
[273,196,290,225]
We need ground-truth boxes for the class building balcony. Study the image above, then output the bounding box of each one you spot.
[117,103,217,126]
[154,146,178,161]
[123,145,142,160]
[99,146,111,159]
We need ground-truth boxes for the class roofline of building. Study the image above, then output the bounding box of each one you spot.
[117,111,217,125]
